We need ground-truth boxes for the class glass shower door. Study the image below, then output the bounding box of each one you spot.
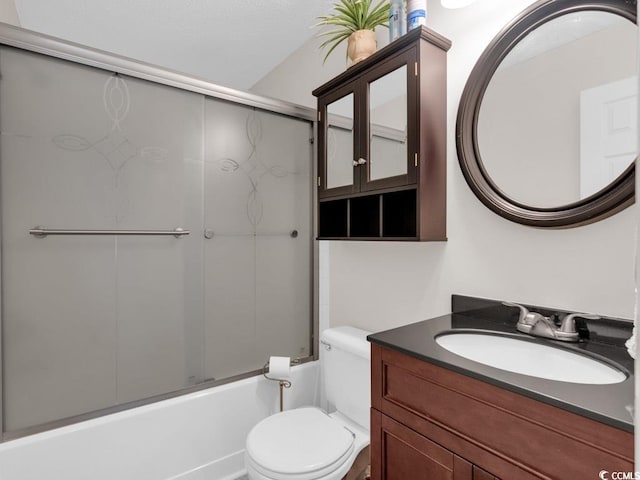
[0,44,314,435]
[203,98,312,381]
[0,46,205,431]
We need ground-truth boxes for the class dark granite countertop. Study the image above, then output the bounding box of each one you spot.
[367,295,635,432]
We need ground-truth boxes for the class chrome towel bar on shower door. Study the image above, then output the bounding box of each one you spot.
[29,227,190,238]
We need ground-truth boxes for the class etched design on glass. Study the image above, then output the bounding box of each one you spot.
[52,74,168,221]
[218,109,297,228]
[103,74,130,130]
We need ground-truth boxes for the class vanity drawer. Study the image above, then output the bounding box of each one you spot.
[371,344,633,479]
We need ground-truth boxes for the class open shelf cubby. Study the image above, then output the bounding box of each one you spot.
[382,189,417,237]
[318,188,420,240]
[350,195,381,238]
[319,199,348,238]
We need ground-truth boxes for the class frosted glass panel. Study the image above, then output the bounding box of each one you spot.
[0,48,207,429]
[109,75,204,403]
[0,46,312,434]
[204,99,312,380]
[203,236,257,380]
[0,47,121,430]
[369,65,407,180]
[326,94,354,189]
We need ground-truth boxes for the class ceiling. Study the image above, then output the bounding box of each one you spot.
[13,0,338,90]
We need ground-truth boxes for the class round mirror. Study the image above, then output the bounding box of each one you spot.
[457,0,637,227]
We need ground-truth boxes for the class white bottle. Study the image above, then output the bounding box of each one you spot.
[407,0,427,31]
[389,0,406,42]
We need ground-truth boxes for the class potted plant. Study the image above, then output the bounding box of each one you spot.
[316,0,390,65]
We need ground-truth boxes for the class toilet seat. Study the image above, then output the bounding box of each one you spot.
[245,407,355,480]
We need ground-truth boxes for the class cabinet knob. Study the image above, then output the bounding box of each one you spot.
[352,160,359,167]
[357,158,367,165]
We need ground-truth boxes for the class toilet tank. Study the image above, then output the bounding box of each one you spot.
[320,326,371,431]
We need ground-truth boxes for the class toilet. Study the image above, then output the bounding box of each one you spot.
[245,326,371,480]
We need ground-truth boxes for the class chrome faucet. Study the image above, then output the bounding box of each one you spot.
[502,301,598,342]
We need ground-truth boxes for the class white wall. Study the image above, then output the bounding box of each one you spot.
[252,0,637,332]
[0,0,19,25]
[251,27,389,109]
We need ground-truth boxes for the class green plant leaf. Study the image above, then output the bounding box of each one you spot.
[315,0,390,62]
[320,32,353,63]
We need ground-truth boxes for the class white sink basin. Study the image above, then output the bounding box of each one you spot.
[435,332,626,385]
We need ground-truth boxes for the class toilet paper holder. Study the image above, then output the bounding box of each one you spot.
[262,358,300,412]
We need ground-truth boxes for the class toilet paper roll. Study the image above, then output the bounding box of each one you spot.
[268,356,291,380]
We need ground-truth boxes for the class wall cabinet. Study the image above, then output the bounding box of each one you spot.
[313,27,451,241]
[371,344,633,479]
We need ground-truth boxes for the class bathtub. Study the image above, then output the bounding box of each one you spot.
[0,361,319,480]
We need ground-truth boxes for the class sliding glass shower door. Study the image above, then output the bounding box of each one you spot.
[0,45,313,434]
[204,99,312,381]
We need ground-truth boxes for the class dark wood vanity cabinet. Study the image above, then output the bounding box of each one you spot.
[371,344,633,479]
[312,27,451,241]
[372,410,485,480]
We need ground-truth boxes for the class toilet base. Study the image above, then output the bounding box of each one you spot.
[246,412,369,480]
[343,446,370,480]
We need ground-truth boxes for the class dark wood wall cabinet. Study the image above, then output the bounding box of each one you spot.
[312,27,451,241]
[370,344,633,479]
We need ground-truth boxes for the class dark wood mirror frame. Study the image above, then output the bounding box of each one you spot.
[456,0,637,228]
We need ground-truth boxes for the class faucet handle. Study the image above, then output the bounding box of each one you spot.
[502,301,531,324]
[559,312,599,333]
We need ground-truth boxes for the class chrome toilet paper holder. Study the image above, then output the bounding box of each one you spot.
[262,358,299,412]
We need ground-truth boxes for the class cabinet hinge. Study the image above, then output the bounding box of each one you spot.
[415,62,418,77]
[318,110,321,122]
[317,176,321,187]
[415,153,418,167]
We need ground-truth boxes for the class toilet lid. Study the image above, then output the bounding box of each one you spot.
[246,407,355,476]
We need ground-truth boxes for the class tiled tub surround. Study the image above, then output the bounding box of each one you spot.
[368,295,634,431]
[0,361,319,480]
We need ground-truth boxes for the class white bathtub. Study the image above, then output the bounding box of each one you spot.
[0,361,320,480]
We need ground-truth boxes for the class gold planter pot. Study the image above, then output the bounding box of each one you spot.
[347,29,377,64]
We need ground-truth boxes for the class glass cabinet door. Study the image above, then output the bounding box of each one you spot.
[368,65,408,181]
[326,93,355,190]
[361,49,417,192]
[318,49,417,198]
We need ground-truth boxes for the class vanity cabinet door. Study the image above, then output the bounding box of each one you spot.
[473,466,499,480]
[371,409,474,480]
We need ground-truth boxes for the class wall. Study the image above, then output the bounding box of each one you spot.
[0,0,19,25]
[0,361,319,480]
[251,0,637,332]
[251,27,389,108]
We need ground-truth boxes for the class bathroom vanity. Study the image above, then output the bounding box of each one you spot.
[368,295,634,479]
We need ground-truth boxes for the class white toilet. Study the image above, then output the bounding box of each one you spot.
[245,326,371,480]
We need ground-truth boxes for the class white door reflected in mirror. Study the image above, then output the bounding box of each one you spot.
[580,76,637,199]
